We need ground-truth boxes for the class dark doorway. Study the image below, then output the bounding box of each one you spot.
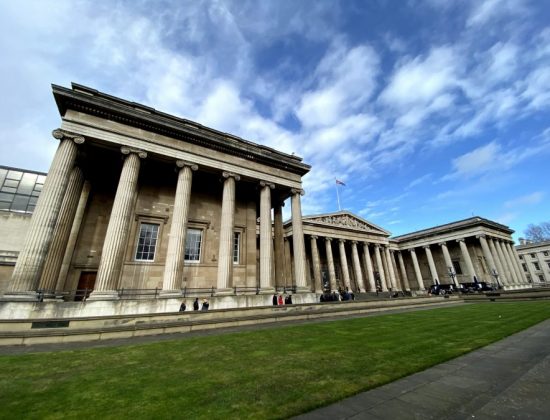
[76,271,96,301]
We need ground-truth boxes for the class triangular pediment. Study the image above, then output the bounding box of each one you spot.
[302,211,390,236]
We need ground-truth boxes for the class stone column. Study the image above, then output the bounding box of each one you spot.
[424,245,439,285]
[495,240,514,285]
[397,251,411,291]
[216,172,240,294]
[161,161,198,295]
[384,246,398,290]
[91,147,146,299]
[505,242,522,284]
[273,201,285,288]
[259,181,275,293]
[325,238,337,292]
[477,235,497,284]
[409,248,425,290]
[39,166,85,292]
[310,236,323,293]
[338,239,351,290]
[489,238,508,285]
[374,244,388,291]
[362,242,376,292]
[510,244,528,284]
[439,242,459,286]
[8,130,84,296]
[457,239,477,282]
[389,250,402,291]
[291,188,308,291]
[56,180,91,290]
[351,241,366,292]
[284,237,292,288]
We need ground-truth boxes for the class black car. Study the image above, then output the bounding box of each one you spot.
[459,282,494,293]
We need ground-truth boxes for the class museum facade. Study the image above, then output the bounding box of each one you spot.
[0,84,531,317]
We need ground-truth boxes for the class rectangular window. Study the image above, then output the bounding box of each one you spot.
[547,262,550,270]
[135,223,159,261]
[544,251,549,257]
[531,253,536,258]
[538,275,545,282]
[452,260,463,275]
[233,232,241,264]
[522,263,528,272]
[184,228,202,262]
[519,255,523,260]
[534,262,541,271]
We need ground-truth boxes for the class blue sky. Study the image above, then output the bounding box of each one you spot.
[0,0,548,240]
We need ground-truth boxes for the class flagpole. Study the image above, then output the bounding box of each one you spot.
[335,179,341,211]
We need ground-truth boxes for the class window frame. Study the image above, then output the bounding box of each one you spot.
[233,231,241,264]
[134,222,161,262]
[184,227,203,263]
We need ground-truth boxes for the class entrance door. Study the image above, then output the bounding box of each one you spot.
[76,271,96,301]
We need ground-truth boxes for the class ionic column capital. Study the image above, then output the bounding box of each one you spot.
[291,188,305,196]
[456,238,465,243]
[423,245,431,249]
[351,240,358,245]
[222,171,241,181]
[310,235,318,240]
[176,160,198,171]
[325,237,333,242]
[409,247,417,253]
[121,146,147,159]
[475,234,487,239]
[339,239,346,244]
[259,180,275,189]
[52,129,85,144]
[438,242,447,247]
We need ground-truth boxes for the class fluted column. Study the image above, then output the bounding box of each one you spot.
[477,235,497,283]
[510,244,528,284]
[389,250,402,291]
[362,243,376,291]
[502,242,521,284]
[423,245,439,285]
[397,251,411,291]
[489,238,508,285]
[273,201,285,288]
[325,238,337,292]
[8,130,84,296]
[338,239,351,290]
[457,239,476,282]
[310,236,323,293]
[384,246,398,290]
[291,188,307,290]
[351,241,366,292]
[439,242,459,286]
[374,244,388,291]
[495,240,514,285]
[39,166,85,292]
[56,180,91,290]
[409,248,425,290]
[216,172,240,293]
[284,237,292,288]
[91,148,146,299]
[259,181,275,293]
[161,161,198,295]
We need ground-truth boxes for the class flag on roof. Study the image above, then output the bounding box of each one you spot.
[335,179,346,186]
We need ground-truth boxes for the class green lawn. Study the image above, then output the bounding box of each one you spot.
[1,301,549,419]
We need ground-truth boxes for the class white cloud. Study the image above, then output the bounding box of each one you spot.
[504,192,545,208]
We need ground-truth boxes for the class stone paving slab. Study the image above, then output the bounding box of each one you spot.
[294,319,550,419]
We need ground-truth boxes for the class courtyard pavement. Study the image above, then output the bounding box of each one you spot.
[294,318,550,420]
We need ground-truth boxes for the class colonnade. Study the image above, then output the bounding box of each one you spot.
[307,237,410,293]
[7,130,309,298]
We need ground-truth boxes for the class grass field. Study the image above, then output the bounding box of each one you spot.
[1,301,549,419]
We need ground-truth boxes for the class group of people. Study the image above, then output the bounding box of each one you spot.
[272,293,293,306]
[179,297,209,312]
[320,288,356,302]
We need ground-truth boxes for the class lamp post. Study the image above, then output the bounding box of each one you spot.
[448,267,456,287]
[491,268,501,289]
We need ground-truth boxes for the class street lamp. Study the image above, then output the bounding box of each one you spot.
[448,267,457,286]
[491,268,501,289]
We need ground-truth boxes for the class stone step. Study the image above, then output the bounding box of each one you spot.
[0,296,460,346]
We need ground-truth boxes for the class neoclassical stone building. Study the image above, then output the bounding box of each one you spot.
[516,239,550,285]
[0,84,530,317]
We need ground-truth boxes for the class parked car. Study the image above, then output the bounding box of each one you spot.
[459,282,494,293]
[428,284,456,295]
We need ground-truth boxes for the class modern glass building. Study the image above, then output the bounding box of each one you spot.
[0,166,46,214]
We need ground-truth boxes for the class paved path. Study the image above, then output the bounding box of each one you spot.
[295,318,550,419]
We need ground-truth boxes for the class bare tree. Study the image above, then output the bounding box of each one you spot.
[524,222,550,242]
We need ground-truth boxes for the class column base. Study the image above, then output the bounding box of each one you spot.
[87,290,120,301]
[294,286,311,294]
[358,288,366,293]
[1,291,41,302]
[214,288,234,296]
[259,287,275,295]
[159,290,183,298]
